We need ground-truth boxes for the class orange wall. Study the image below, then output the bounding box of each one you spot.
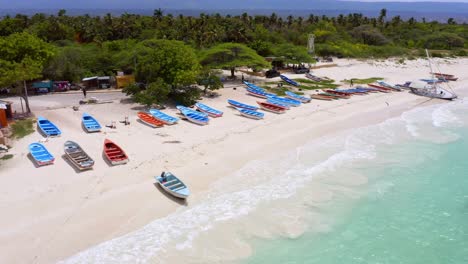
[0,110,7,128]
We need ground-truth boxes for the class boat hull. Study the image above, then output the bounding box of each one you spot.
[29,143,55,166]
[149,109,179,125]
[138,112,165,128]
[82,113,102,133]
[156,172,190,199]
[64,141,94,170]
[37,117,61,137]
[103,139,129,165]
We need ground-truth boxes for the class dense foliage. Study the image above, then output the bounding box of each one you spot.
[0,9,466,105]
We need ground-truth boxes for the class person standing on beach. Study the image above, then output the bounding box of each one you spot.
[82,87,87,98]
[350,79,354,87]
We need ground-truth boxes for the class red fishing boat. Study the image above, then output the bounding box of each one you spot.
[257,101,287,114]
[138,112,165,128]
[103,139,129,165]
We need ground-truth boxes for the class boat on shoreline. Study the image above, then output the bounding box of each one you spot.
[149,109,179,125]
[409,50,457,100]
[236,108,264,119]
[267,98,291,109]
[377,81,402,91]
[246,87,274,98]
[195,103,223,117]
[257,101,287,114]
[177,106,209,125]
[285,91,311,103]
[29,143,54,166]
[156,171,190,199]
[310,94,335,101]
[37,116,61,137]
[267,95,301,107]
[82,113,102,132]
[138,112,165,128]
[64,141,94,170]
[103,139,129,165]
[280,75,299,86]
[227,99,259,111]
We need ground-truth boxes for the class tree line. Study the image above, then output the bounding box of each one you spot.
[0,9,466,109]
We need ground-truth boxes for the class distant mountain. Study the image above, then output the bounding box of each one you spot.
[1,0,467,22]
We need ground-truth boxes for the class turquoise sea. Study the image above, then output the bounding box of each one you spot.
[64,99,468,264]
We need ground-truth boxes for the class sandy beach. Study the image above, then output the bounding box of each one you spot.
[0,58,467,264]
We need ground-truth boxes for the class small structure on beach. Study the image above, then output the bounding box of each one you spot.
[0,100,13,128]
[116,74,135,88]
[82,76,114,89]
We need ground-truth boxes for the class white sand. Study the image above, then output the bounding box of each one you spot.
[0,58,467,264]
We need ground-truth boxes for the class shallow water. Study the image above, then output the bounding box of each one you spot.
[63,98,468,264]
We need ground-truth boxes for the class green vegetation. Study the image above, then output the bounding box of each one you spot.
[0,32,55,112]
[0,154,13,160]
[342,77,383,84]
[0,10,466,105]
[11,119,35,139]
[199,43,270,78]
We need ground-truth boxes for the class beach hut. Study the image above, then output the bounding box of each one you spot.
[82,76,113,89]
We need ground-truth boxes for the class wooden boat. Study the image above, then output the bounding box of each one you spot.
[227,99,259,111]
[149,109,179,125]
[177,106,209,125]
[64,141,94,170]
[138,112,165,128]
[37,116,61,137]
[236,108,264,119]
[103,139,129,165]
[195,103,223,117]
[176,105,208,118]
[156,171,190,199]
[280,75,299,86]
[29,143,54,166]
[82,113,102,132]
[257,101,286,114]
[310,94,334,101]
[285,91,311,103]
[266,98,291,109]
[267,95,301,107]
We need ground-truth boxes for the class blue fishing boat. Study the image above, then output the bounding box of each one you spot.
[82,113,102,133]
[37,116,61,137]
[176,105,209,118]
[246,87,275,98]
[156,171,190,199]
[195,102,223,117]
[149,109,179,125]
[280,75,299,86]
[243,81,264,91]
[267,95,301,107]
[266,98,291,109]
[236,108,265,120]
[29,143,54,166]
[285,91,311,103]
[177,106,209,125]
[227,99,259,111]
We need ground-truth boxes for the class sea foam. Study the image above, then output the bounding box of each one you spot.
[62,98,468,264]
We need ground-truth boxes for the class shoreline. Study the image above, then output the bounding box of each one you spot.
[1,58,467,264]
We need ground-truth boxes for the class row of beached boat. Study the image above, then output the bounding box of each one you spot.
[29,138,129,169]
